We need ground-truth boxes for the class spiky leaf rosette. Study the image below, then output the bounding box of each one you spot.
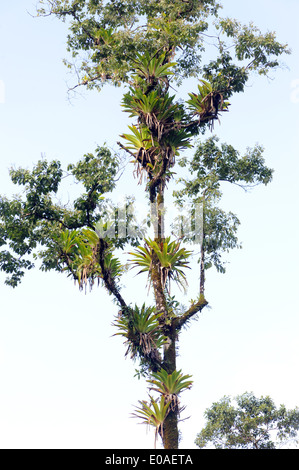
[148,368,193,411]
[113,304,167,369]
[132,395,171,448]
[129,237,192,292]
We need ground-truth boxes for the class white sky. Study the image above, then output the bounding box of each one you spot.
[0,0,298,449]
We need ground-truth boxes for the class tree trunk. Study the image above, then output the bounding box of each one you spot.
[161,325,179,449]
[162,408,179,449]
[151,190,164,239]
[151,188,180,449]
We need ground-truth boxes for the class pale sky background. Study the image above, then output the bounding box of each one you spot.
[0,0,298,449]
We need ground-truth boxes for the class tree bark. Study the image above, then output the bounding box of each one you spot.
[151,189,180,449]
[161,324,178,449]
[162,407,179,449]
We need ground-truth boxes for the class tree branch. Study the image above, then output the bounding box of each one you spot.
[97,238,128,310]
[174,296,208,330]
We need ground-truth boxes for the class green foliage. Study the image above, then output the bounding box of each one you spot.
[10,159,63,194]
[68,146,117,192]
[202,204,241,273]
[131,51,176,86]
[37,0,289,94]
[132,368,192,447]
[129,237,192,291]
[120,125,155,177]
[0,146,123,286]
[202,18,290,96]
[132,395,171,447]
[55,227,124,291]
[218,18,289,74]
[120,53,230,200]
[186,79,230,127]
[113,304,167,367]
[172,136,273,273]
[67,146,119,222]
[148,369,193,402]
[37,0,224,88]
[177,136,273,196]
[172,197,241,275]
[191,136,273,188]
[120,55,196,195]
[195,392,299,449]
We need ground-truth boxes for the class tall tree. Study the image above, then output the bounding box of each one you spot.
[0,1,289,449]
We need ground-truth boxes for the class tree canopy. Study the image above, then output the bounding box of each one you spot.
[37,0,289,91]
[195,392,299,449]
